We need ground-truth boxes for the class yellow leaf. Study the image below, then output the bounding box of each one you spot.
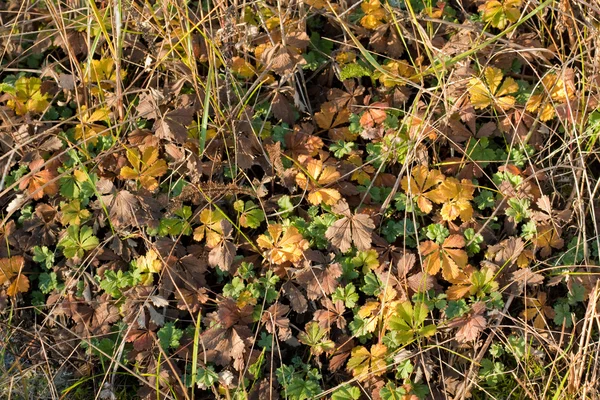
[193,209,226,247]
[257,224,309,265]
[119,146,167,190]
[346,344,388,378]
[7,274,29,297]
[468,67,518,110]
[431,178,474,222]
[6,77,49,116]
[137,249,163,274]
[232,57,255,78]
[401,165,445,214]
[481,0,522,29]
[420,235,468,280]
[0,256,24,285]
[296,159,341,206]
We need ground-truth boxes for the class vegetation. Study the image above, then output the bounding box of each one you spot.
[1,0,599,399]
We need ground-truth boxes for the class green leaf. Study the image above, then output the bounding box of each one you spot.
[380,382,408,400]
[99,270,138,298]
[445,299,469,319]
[340,63,372,81]
[157,322,183,351]
[330,141,355,158]
[38,272,59,294]
[32,246,54,269]
[568,283,585,305]
[332,385,361,400]
[464,228,484,256]
[58,225,99,259]
[474,190,495,210]
[425,223,449,244]
[506,197,531,223]
[187,365,219,390]
[286,377,321,400]
[277,195,294,216]
[298,322,334,356]
[553,302,573,328]
[332,283,359,308]
[389,301,436,344]
[507,334,526,359]
[361,272,383,296]
[235,200,265,229]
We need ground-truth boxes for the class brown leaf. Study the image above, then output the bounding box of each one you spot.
[154,107,195,144]
[326,200,375,253]
[314,298,346,330]
[208,239,237,273]
[296,262,342,300]
[261,303,291,341]
[449,302,487,343]
[272,91,295,125]
[282,281,308,313]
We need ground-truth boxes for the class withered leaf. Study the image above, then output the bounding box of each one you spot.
[326,200,375,253]
[282,281,308,313]
[154,107,195,144]
[261,303,291,341]
[296,262,342,300]
[208,239,237,274]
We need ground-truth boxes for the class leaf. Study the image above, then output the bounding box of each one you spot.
[193,208,226,247]
[453,303,487,343]
[60,200,91,226]
[420,235,468,280]
[296,159,342,206]
[208,239,237,273]
[332,385,361,400]
[0,256,30,297]
[286,378,321,400]
[5,76,49,115]
[346,344,388,378]
[157,322,183,350]
[257,224,309,265]
[481,0,522,29]
[360,0,387,29]
[326,200,375,253]
[234,200,265,229]
[401,165,445,214]
[261,303,291,341]
[58,225,99,259]
[430,177,475,222]
[231,56,255,78]
[119,146,168,190]
[296,262,342,300]
[468,67,518,110]
[19,159,58,200]
[154,107,195,144]
[533,223,564,257]
[0,256,25,285]
[389,301,436,344]
[521,292,555,329]
[298,321,335,356]
[553,302,573,328]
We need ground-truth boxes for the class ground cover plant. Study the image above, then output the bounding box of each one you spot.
[1,0,600,399]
